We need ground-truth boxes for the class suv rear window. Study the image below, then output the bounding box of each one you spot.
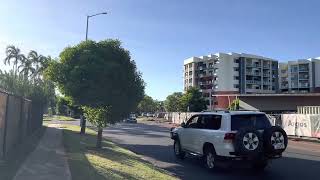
[231,114,271,130]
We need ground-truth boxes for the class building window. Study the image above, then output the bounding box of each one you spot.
[234,84,239,88]
[234,76,239,80]
[234,59,240,63]
[214,101,218,105]
[234,67,239,71]
[189,78,192,83]
[209,63,213,68]
[189,64,193,69]
[189,71,192,75]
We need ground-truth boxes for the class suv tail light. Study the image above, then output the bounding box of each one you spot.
[224,132,236,143]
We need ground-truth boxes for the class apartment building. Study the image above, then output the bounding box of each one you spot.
[183,52,278,108]
[279,58,320,93]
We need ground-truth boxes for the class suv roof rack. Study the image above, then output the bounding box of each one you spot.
[201,110,230,113]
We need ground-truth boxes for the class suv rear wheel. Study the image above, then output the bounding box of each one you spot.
[235,127,263,156]
[173,139,185,159]
[263,126,288,155]
[204,146,217,170]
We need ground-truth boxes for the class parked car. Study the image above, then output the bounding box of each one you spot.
[123,113,137,123]
[170,110,288,171]
[146,113,155,117]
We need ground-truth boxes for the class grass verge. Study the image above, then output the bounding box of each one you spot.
[0,127,46,180]
[62,124,177,180]
[43,115,76,121]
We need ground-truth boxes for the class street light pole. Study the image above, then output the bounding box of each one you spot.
[81,11,108,135]
[85,16,89,41]
[85,12,108,41]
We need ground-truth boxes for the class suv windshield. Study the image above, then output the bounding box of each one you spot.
[231,114,271,130]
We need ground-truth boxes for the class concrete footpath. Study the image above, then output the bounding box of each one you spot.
[13,124,71,180]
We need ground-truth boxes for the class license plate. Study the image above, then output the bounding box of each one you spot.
[274,143,285,150]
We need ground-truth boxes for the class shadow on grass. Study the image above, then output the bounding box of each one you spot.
[0,127,46,180]
[62,127,172,180]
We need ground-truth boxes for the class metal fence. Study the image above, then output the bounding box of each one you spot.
[0,90,43,159]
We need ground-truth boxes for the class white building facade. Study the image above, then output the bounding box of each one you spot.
[279,58,320,93]
[183,52,279,108]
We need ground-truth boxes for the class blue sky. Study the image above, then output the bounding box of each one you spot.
[1,0,320,100]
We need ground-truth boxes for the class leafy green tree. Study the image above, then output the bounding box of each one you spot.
[155,100,165,112]
[164,92,183,112]
[137,95,157,113]
[46,40,145,148]
[180,87,207,112]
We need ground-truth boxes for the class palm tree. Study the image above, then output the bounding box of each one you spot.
[18,57,35,80]
[29,51,53,80]
[27,50,46,80]
[4,45,26,76]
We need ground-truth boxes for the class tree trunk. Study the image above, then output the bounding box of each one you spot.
[96,127,103,148]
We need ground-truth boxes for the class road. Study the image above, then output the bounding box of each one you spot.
[102,121,320,180]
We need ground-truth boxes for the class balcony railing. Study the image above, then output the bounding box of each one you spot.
[246,71,253,75]
[246,80,261,84]
[299,83,309,88]
[263,65,270,69]
[263,73,270,77]
[263,81,271,85]
[253,64,261,68]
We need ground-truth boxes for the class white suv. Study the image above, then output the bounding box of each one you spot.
[170,111,288,170]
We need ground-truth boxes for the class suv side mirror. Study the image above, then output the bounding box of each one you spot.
[181,122,186,128]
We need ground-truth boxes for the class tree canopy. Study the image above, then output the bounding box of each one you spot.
[46,39,145,126]
[164,92,183,112]
[180,87,207,112]
[164,88,207,112]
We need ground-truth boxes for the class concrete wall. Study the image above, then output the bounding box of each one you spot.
[166,112,198,124]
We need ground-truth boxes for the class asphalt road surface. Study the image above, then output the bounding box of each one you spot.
[102,121,320,180]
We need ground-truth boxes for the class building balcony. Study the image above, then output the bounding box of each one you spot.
[263,65,270,69]
[299,83,309,88]
[246,80,261,85]
[263,73,270,77]
[253,72,261,76]
[253,64,261,68]
[263,81,271,85]
[246,63,253,67]
[299,69,309,72]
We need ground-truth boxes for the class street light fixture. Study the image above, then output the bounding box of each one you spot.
[85,12,108,41]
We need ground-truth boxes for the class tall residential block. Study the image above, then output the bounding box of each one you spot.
[279,58,320,93]
[183,52,278,108]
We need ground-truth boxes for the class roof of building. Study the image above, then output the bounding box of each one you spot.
[212,93,320,97]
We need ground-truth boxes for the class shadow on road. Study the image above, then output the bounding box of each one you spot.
[120,144,320,180]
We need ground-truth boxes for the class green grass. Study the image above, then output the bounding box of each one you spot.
[0,127,46,180]
[43,115,76,121]
[62,125,177,180]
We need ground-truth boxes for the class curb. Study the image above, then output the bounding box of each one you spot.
[288,136,320,144]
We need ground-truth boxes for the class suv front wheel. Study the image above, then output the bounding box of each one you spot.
[173,139,186,159]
